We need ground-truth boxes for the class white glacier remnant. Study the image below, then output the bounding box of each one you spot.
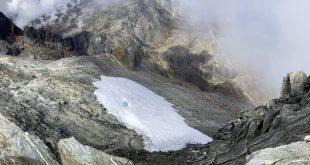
[93,76,212,152]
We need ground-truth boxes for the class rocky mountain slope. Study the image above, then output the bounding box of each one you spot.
[0,0,307,164]
[3,0,270,104]
[183,71,310,164]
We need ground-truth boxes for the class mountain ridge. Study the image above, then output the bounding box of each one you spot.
[0,1,303,164]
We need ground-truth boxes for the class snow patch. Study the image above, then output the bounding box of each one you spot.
[93,76,212,152]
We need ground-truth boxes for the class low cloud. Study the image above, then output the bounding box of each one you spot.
[0,0,120,28]
[0,0,77,27]
[178,0,310,93]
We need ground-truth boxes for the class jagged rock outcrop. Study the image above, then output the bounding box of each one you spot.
[24,26,63,43]
[246,141,310,165]
[0,113,58,165]
[24,27,106,57]
[58,138,134,165]
[0,14,70,59]
[64,31,105,55]
[186,71,310,164]
[31,0,174,70]
[281,71,309,97]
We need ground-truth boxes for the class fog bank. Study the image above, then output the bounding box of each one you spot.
[178,0,310,94]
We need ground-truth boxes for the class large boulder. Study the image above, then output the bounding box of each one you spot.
[246,141,310,165]
[58,138,133,165]
[0,113,58,165]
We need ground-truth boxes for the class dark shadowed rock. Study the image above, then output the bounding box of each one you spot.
[24,26,63,43]
[163,46,214,91]
[64,31,107,56]
[0,12,23,42]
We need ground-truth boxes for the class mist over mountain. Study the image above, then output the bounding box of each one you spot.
[0,0,309,164]
[178,0,310,92]
[3,0,310,94]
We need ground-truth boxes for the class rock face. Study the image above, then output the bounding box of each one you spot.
[162,46,214,91]
[0,110,134,165]
[281,71,309,97]
[186,71,310,164]
[23,27,106,57]
[0,12,23,42]
[35,0,175,69]
[0,113,58,165]
[25,0,270,104]
[246,141,310,165]
[0,12,23,56]
[58,138,133,165]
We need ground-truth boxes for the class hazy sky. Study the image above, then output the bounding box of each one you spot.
[0,0,76,27]
[179,0,310,92]
[0,0,120,27]
[1,0,310,93]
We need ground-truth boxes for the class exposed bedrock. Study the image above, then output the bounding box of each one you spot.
[187,71,310,164]
[0,53,252,164]
[0,113,58,165]
[246,140,310,165]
